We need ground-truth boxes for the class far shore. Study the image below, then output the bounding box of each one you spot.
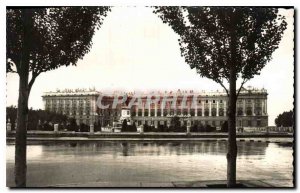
[6,130,293,144]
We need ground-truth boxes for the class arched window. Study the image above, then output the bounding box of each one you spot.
[204,108,209,116]
[246,107,252,116]
[219,108,224,116]
[237,108,243,116]
[211,108,216,116]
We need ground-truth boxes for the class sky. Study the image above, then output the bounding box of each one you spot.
[6,7,294,126]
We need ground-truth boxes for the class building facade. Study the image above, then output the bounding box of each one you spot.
[42,87,268,129]
[42,89,100,126]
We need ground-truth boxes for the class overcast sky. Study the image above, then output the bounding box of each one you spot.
[6,7,294,126]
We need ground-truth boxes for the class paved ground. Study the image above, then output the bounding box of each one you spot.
[46,179,293,188]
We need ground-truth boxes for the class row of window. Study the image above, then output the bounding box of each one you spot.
[45,99,91,104]
[134,120,262,127]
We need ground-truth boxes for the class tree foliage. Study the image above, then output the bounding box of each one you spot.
[121,119,128,131]
[6,106,73,131]
[170,116,181,128]
[153,7,287,95]
[7,7,110,89]
[275,110,293,127]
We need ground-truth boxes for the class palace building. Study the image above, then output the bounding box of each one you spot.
[42,86,268,129]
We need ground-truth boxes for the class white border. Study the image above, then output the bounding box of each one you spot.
[1,1,297,193]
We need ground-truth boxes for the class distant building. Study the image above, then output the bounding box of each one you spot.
[42,88,100,126]
[42,86,268,128]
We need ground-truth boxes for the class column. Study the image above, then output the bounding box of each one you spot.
[202,102,204,117]
[195,101,198,116]
[90,98,93,123]
[155,103,157,117]
[265,99,268,115]
[136,106,138,117]
[261,99,265,115]
[161,103,164,117]
[148,102,151,117]
[6,119,11,131]
[69,99,72,115]
[83,100,86,115]
[209,100,212,116]
[252,99,255,116]
[90,124,94,133]
[142,102,145,117]
[76,100,79,115]
[174,102,177,115]
[63,99,66,114]
[181,103,183,115]
[54,124,58,132]
[243,99,246,116]
[216,100,219,116]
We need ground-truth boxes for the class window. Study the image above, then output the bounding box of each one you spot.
[237,108,243,116]
[248,120,252,127]
[204,109,209,116]
[198,100,201,104]
[220,100,223,103]
[213,100,215,103]
[206,100,208,103]
[211,108,216,116]
[257,120,261,127]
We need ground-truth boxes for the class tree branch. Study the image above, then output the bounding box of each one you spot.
[236,78,248,97]
[28,71,39,95]
[216,78,229,96]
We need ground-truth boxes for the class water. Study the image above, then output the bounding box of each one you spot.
[6,140,293,187]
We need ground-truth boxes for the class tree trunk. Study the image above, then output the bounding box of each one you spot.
[15,9,32,187]
[227,14,238,187]
[15,72,29,187]
[227,67,237,187]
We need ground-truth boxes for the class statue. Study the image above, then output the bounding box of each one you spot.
[7,118,11,131]
[15,119,17,130]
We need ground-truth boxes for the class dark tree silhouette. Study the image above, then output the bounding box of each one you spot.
[122,119,128,132]
[153,7,287,187]
[170,116,181,131]
[275,110,293,127]
[6,7,110,187]
[6,106,69,131]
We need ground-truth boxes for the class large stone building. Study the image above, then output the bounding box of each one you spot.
[42,88,100,126]
[42,86,268,129]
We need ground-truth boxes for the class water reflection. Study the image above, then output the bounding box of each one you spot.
[6,140,293,186]
[7,140,270,162]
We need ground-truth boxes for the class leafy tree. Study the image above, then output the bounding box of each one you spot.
[132,122,137,132]
[221,121,229,133]
[6,7,110,187]
[153,7,287,187]
[121,119,128,132]
[170,116,181,131]
[275,110,293,127]
[190,124,198,132]
[69,118,79,132]
[94,121,102,132]
[6,106,69,131]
